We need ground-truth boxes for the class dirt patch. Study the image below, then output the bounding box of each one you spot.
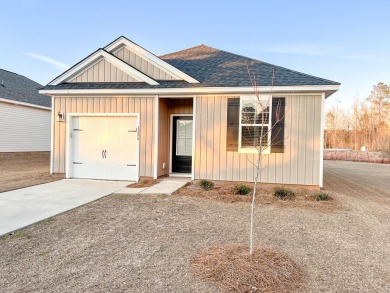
[0,152,64,193]
[127,177,160,188]
[0,161,389,292]
[191,243,305,293]
[175,181,338,211]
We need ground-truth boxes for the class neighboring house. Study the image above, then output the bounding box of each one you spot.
[40,36,339,187]
[0,69,51,152]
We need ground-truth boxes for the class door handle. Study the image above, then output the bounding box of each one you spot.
[102,150,107,158]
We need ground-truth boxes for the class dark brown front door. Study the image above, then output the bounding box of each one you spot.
[172,116,192,173]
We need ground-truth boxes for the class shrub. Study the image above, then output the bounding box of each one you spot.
[313,192,331,201]
[198,180,214,191]
[233,184,251,195]
[274,187,295,200]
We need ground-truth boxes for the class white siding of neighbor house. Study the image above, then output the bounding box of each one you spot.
[0,102,51,152]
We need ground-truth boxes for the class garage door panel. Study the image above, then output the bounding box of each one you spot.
[71,116,139,181]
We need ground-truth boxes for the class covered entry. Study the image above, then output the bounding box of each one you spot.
[67,114,139,181]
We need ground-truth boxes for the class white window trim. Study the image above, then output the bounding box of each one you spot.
[238,94,272,154]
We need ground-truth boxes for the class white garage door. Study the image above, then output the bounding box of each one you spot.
[71,116,139,181]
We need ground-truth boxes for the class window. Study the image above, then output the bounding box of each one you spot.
[176,120,192,156]
[239,95,271,153]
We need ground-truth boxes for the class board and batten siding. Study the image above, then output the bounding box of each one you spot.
[0,102,51,152]
[52,96,155,177]
[157,98,193,177]
[194,95,322,186]
[114,47,178,81]
[69,59,138,83]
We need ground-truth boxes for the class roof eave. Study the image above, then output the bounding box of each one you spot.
[39,84,340,96]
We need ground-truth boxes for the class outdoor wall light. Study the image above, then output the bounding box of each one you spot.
[57,112,65,122]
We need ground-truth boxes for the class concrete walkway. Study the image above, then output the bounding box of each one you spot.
[0,179,130,236]
[113,178,189,195]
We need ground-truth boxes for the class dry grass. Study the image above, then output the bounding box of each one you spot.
[127,177,160,188]
[0,152,64,193]
[191,243,305,293]
[175,181,339,211]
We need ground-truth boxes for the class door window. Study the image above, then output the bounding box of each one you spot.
[176,120,192,156]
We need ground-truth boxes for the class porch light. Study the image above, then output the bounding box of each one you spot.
[57,112,65,122]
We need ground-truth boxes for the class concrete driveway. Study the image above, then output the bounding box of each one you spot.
[0,179,130,236]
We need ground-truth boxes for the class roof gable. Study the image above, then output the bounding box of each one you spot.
[104,36,199,83]
[0,69,51,108]
[49,49,159,85]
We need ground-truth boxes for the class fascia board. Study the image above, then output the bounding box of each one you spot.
[40,84,340,96]
[0,97,51,110]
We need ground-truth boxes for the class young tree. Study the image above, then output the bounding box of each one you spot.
[246,68,286,255]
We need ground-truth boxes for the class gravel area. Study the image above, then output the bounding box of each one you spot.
[0,152,64,193]
[0,160,389,292]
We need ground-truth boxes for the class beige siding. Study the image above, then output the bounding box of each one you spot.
[69,59,138,83]
[157,99,169,177]
[52,96,155,177]
[157,98,193,177]
[114,47,178,80]
[194,95,323,186]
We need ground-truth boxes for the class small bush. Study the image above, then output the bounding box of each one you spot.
[233,184,251,195]
[313,192,331,201]
[274,187,295,200]
[198,180,214,191]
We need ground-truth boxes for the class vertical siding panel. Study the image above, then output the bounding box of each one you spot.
[99,97,106,113]
[110,98,117,113]
[134,98,145,176]
[219,97,227,180]
[232,152,240,181]
[297,96,307,184]
[206,97,214,179]
[268,153,276,183]
[312,96,322,185]
[76,97,83,113]
[282,96,292,184]
[305,96,315,185]
[195,97,202,179]
[104,60,110,82]
[123,97,129,113]
[199,97,208,179]
[116,97,123,113]
[289,96,299,184]
[212,96,221,180]
[145,97,154,176]
[239,153,246,182]
[93,97,100,113]
[58,97,66,172]
[53,97,60,172]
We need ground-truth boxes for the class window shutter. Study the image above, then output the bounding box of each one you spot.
[271,97,285,153]
[226,98,240,151]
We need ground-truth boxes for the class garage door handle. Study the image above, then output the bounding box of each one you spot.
[102,150,107,158]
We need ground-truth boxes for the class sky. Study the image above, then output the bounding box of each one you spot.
[1,0,389,111]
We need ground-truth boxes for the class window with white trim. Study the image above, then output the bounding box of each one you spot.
[239,95,271,153]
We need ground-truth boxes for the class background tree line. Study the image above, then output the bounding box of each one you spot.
[325,82,390,151]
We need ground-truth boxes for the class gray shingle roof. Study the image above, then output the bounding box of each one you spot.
[160,45,339,87]
[0,69,51,107]
[42,43,339,91]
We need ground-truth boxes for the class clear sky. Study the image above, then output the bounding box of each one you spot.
[1,0,388,110]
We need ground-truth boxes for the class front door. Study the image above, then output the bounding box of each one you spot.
[172,116,192,173]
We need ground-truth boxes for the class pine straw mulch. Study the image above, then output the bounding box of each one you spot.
[127,178,160,188]
[191,243,306,293]
[175,181,339,211]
